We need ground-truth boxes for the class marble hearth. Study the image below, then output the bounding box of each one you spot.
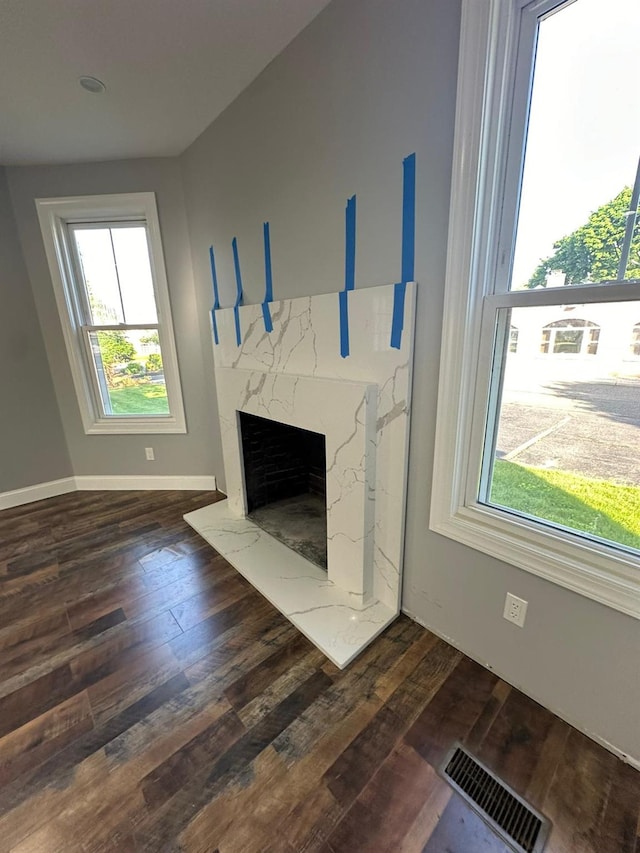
[185,281,416,668]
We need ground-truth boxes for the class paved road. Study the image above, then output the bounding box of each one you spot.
[495,378,640,485]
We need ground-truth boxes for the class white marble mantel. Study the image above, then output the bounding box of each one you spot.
[185,281,416,668]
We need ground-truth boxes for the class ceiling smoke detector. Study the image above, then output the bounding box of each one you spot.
[79,76,106,94]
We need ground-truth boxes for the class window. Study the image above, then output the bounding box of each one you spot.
[539,319,599,355]
[431,0,640,618]
[37,193,185,434]
[631,324,640,357]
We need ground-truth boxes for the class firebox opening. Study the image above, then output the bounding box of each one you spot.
[239,411,327,570]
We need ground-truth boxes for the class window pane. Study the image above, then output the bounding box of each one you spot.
[88,329,168,416]
[510,0,640,290]
[110,227,158,324]
[73,225,158,324]
[74,229,124,323]
[482,302,640,553]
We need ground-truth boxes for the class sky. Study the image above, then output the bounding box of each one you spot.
[75,226,157,326]
[511,0,640,289]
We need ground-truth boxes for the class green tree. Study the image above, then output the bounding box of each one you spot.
[140,331,160,347]
[526,188,640,288]
[146,353,163,372]
[96,331,135,380]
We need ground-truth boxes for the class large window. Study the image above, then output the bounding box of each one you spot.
[432,0,640,618]
[37,193,186,434]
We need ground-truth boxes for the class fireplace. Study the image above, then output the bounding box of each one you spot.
[184,282,416,668]
[239,412,327,570]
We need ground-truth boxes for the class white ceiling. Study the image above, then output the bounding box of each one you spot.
[0,0,332,166]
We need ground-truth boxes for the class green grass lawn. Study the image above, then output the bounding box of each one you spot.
[491,460,640,550]
[108,383,169,415]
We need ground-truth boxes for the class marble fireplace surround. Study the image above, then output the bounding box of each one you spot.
[185,281,416,668]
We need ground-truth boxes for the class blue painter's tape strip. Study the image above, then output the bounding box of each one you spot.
[339,290,350,358]
[263,222,273,302]
[401,153,416,284]
[209,246,220,344]
[209,246,220,309]
[233,305,242,347]
[210,308,219,346]
[338,195,356,358]
[262,301,273,333]
[390,281,406,350]
[345,195,356,292]
[231,237,243,346]
[391,153,416,349]
[232,237,244,306]
[262,222,274,333]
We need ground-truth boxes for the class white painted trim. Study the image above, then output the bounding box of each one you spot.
[402,607,640,771]
[35,192,187,435]
[430,0,640,620]
[74,475,217,491]
[0,475,217,510]
[0,477,76,510]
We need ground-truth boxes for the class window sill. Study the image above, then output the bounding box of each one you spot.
[85,416,187,435]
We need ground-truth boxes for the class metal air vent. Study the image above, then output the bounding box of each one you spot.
[441,744,550,853]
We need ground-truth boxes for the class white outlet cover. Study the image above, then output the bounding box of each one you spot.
[503,592,528,627]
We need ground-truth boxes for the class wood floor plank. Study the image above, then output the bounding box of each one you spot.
[404,654,498,769]
[543,729,619,853]
[323,704,404,806]
[86,640,183,724]
[226,627,313,699]
[397,776,452,853]
[140,707,246,810]
[465,678,512,752]
[0,691,93,788]
[135,669,333,850]
[0,609,71,681]
[476,688,558,797]
[0,672,190,820]
[326,744,441,852]
[525,715,571,808]
[599,760,640,853]
[0,490,636,853]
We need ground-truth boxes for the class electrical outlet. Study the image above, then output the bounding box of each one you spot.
[503,592,528,627]
[145,447,155,461]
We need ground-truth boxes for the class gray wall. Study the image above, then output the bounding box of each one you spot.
[7,158,216,478]
[180,0,640,761]
[0,167,71,491]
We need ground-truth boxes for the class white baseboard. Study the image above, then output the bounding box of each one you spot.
[0,475,217,510]
[0,477,77,510]
[74,475,217,491]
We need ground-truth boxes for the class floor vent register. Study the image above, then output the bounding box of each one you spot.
[441,744,551,852]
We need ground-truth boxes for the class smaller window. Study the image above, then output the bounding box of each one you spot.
[508,326,519,353]
[631,323,640,357]
[540,319,600,356]
[37,193,186,434]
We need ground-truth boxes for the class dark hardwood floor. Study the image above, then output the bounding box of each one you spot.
[0,490,638,852]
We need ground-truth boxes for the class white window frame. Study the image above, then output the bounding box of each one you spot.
[36,192,186,435]
[431,0,640,620]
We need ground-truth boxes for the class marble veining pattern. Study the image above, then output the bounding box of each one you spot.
[184,501,397,669]
[216,367,376,600]
[185,282,416,667]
